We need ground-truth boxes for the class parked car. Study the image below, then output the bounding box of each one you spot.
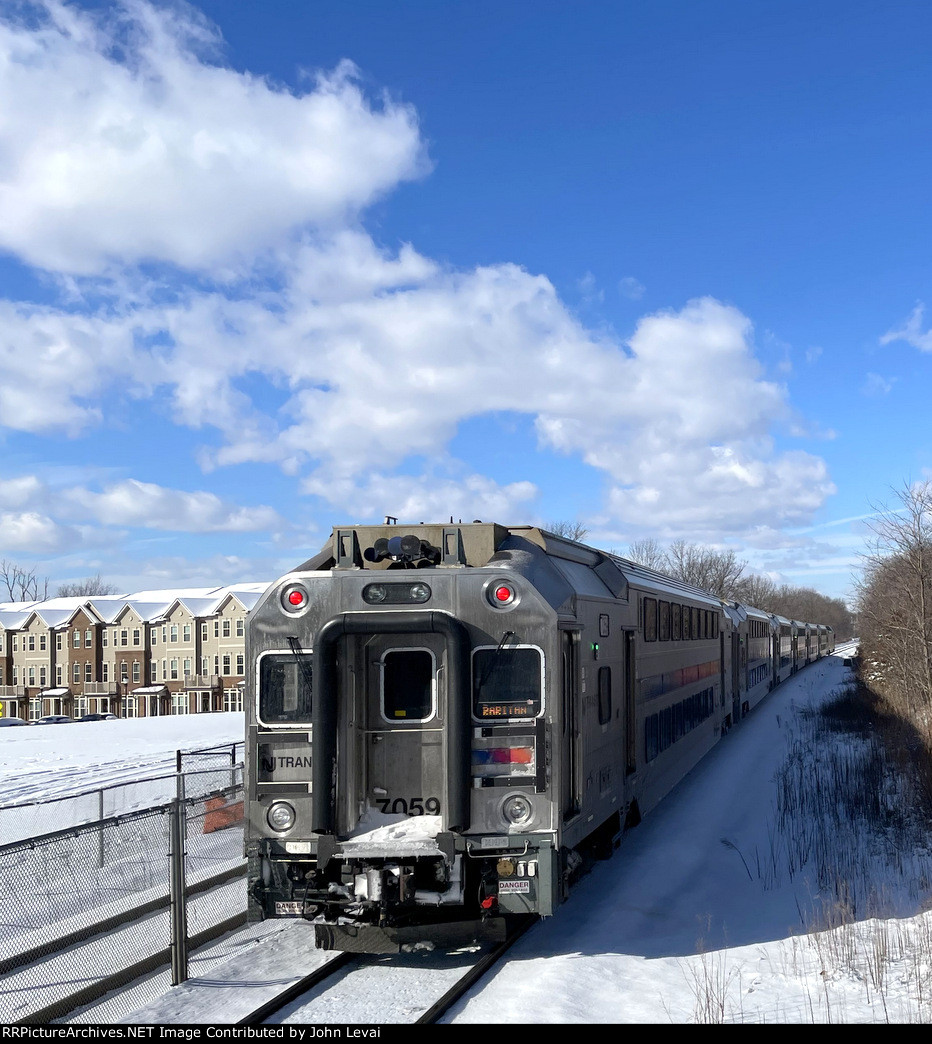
[34,715,75,725]
[76,713,117,721]
[0,716,29,727]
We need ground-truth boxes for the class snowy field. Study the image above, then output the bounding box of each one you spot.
[0,713,245,806]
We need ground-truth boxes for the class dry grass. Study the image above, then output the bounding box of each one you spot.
[687,670,932,1023]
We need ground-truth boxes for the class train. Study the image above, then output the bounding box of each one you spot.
[244,520,834,954]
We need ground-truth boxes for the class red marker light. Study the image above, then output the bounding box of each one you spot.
[282,585,308,611]
[494,585,513,602]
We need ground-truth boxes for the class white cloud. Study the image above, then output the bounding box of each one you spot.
[0,511,77,552]
[62,479,283,532]
[0,1,427,274]
[619,276,645,300]
[0,1,835,559]
[863,372,895,396]
[880,303,932,353]
[300,470,539,525]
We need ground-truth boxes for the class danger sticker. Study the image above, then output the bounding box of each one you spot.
[498,879,530,893]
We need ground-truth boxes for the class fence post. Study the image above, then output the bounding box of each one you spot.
[169,757,188,985]
[98,788,105,870]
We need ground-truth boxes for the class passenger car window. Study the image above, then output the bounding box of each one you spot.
[259,653,312,724]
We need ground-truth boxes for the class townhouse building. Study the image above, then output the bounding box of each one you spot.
[0,583,268,721]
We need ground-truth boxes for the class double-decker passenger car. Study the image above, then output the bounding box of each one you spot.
[244,521,834,953]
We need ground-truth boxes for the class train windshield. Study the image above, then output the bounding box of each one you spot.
[259,652,313,724]
[472,646,542,720]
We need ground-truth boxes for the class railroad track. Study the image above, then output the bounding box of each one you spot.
[236,916,538,1026]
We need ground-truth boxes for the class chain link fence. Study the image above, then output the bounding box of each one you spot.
[0,742,243,846]
[0,744,247,1025]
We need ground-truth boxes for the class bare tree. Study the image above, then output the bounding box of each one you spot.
[56,573,120,597]
[545,521,589,542]
[625,538,670,573]
[0,559,50,601]
[664,540,746,599]
[855,480,932,721]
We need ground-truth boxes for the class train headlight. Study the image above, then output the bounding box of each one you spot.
[267,801,296,832]
[501,794,533,826]
[362,582,431,605]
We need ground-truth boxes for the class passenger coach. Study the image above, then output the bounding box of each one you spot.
[244,521,834,953]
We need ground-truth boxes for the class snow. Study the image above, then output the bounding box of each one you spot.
[0,713,245,806]
[8,643,932,1024]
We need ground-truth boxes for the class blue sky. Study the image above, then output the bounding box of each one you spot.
[0,0,929,603]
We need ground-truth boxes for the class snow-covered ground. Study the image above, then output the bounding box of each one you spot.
[0,713,245,806]
[9,646,932,1024]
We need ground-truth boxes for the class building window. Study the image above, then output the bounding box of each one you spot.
[224,688,244,712]
[74,696,87,718]
[201,622,208,641]
[28,666,35,686]
[202,657,209,675]
[120,661,128,684]
[132,661,140,683]
[170,658,179,680]
[121,629,128,647]
[236,653,244,675]
[214,655,219,676]
[151,628,157,646]
[73,662,80,683]
[85,662,92,683]
[85,629,92,647]
[12,635,17,651]
[170,624,178,643]
[102,662,109,682]
[121,696,137,718]
[73,629,80,648]
[150,661,157,682]
[172,692,188,715]
[161,659,167,680]
[57,632,63,650]
[40,634,47,651]
[39,666,47,687]
[222,654,231,676]
[28,635,35,651]
[133,628,140,646]
[222,619,231,638]
[101,630,107,647]
[183,623,191,643]
[183,658,191,677]
[56,665,62,685]
[236,618,244,637]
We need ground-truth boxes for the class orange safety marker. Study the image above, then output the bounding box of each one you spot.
[203,793,245,833]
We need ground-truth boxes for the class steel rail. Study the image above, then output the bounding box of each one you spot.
[234,952,357,1025]
[415,915,539,1024]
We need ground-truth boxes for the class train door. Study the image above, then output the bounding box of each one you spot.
[362,633,446,821]
[561,630,581,819]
